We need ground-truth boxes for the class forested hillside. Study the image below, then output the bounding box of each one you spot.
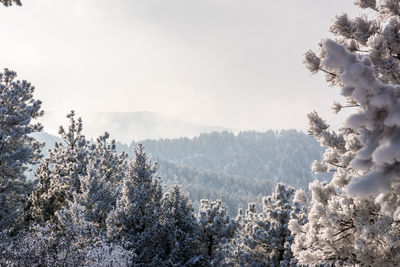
[34,129,327,214]
[156,159,276,215]
[129,130,327,189]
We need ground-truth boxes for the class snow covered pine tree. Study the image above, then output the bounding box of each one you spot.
[236,184,305,267]
[28,111,92,224]
[11,112,131,265]
[290,1,400,266]
[0,69,43,234]
[197,199,236,266]
[161,183,202,266]
[106,143,168,266]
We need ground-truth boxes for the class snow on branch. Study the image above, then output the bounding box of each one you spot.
[321,39,400,202]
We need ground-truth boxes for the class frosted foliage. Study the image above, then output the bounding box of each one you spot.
[293,188,308,204]
[20,142,129,265]
[354,0,377,10]
[0,69,43,232]
[73,133,127,229]
[236,184,304,267]
[197,199,236,265]
[294,1,400,265]
[28,111,93,223]
[0,224,60,266]
[56,201,133,266]
[305,9,400,204]
[291,180,400,266]
[321,39,400,201]
[330,14,354,40]
[161,183,200,266]
[27,111,127,230]
[106,144,166,265]
[0,224,133,266]
[0,69,43,181]
[381,0,400,17]
[4,130,135,266]
[303,50,321,74]
[307,0,400,85]
[307,111,346,151]
[311,160,328,174]
[331,101,342,113]
[84,240,134,266]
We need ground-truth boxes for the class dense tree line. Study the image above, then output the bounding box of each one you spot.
[124,130,327,190]
[156,158,275,215]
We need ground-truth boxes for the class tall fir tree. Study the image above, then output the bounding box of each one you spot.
[106,143,166,266]
[28,111,92,224]
[68,132,127,231]
[0,69,43,233]
[197,199,236,266]
[161,183,201,266]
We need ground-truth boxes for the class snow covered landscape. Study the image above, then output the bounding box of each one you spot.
[1,0,400,266]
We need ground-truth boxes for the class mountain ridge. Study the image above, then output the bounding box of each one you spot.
[39,110,232,144]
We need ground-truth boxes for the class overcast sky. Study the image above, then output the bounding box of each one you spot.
[0,0,362,134]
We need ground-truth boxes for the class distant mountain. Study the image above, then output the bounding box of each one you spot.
[40,111,231,144]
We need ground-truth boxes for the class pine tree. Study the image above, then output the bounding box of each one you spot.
[48,132,129,264]
[70,132,127,231]
[292,1,400,265]
[10,114,129,265]
[0,68,43,233]
[106,143,165,266]
[28,111,92,224]
[236,184,302,267]
[28,112,127,226]
[161,183,200,266]
[54,195,133,266]
[197,199,236,266]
